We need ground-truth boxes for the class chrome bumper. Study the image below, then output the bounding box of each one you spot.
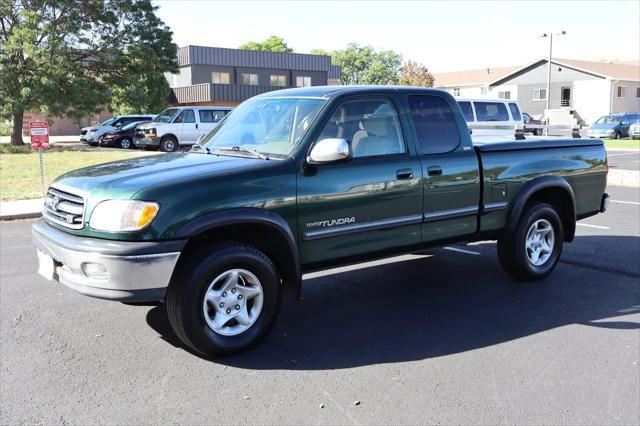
[134,136,161,147]
[32,219,185,301]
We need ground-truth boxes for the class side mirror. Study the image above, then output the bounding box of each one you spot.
[307,138,351,164]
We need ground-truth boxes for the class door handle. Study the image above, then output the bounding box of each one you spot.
[195,123,199,129]
[427,166,442,176]
[396,168,414,180]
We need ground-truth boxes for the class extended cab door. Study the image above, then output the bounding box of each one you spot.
[404,94,481,242]
[297,95,423,267]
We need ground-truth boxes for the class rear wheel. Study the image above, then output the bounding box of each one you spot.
[119,138,133,149]
[160,136,178,152]
[497,202,564,280]
[166,243,282,357]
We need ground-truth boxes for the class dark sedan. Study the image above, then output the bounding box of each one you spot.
[99,121,150,149]
[523,112,544,136]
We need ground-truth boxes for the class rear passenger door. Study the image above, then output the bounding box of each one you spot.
[405,94,481,242]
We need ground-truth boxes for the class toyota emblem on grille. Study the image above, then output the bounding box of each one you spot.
[46,195,60,210]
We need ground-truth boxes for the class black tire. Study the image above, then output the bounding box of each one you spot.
[614,132,622,140]
[534,128,543,136]
[119,137,133,149]
[160,136,178,152]
[497,202,564,281]
[166,243,282,357]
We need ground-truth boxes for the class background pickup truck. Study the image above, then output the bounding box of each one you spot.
[33,86,609,357]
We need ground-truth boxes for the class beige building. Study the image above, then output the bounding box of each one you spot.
[434,58,640,125]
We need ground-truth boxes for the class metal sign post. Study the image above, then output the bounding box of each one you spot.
[29,122,50,198]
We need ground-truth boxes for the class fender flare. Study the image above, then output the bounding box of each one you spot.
[176,208,302,300]
[506,176,576,241]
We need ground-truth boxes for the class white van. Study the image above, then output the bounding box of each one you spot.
[134,106,234,152]
[456,98,524,137]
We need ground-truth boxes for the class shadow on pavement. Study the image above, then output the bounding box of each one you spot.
[146,235,640,369]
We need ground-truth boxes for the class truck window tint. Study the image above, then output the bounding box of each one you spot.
[474,102,509,122]
[508,103,522,121]
[317,98,405,158]
[199,110,225,123]
[458,101,474,122]
[178,110,195,124]
[407,95,460,155]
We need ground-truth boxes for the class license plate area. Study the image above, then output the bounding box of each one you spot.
[37,250,55,281]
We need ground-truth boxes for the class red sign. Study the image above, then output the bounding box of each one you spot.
[29,121,50,149]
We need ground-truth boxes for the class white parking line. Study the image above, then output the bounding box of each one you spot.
[443,246,481,255]
[576,223,611,230]
[611,199,640,206]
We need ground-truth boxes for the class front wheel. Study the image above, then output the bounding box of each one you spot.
[614,132,622,140]
[166,244,282,357]
[119,138,133,149]
[497,202,564,281]
[160,136,178,152]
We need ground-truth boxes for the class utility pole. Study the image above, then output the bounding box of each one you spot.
[541,31,566,135]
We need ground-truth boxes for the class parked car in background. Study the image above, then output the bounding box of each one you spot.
[98,121,150,149]
[134,106,234,152]
[522,112,544,136]
[81,115,156,146]
[587,113,640,139]
[456,98,524,137]
[629,120,640,140]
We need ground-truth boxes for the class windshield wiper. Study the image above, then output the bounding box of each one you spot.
[212,146,269,160]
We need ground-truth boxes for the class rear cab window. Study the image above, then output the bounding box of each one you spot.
[407,95,460,155]
[458,101,475,122]
[474,102,510,122]
[508,103,522,121]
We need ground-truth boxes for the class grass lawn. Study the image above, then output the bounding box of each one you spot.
[604,139,640,150]
[0,149,158,201]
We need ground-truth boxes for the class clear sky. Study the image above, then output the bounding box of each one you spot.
[154,0,640,72]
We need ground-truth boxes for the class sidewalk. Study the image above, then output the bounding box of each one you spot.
[0,198,43,220]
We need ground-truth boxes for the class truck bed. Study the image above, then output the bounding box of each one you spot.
[473,137,604,152]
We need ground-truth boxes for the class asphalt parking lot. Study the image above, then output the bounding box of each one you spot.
[608,149,640,170]
[1,186,638,425]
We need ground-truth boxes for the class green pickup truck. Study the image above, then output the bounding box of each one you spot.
[33,86,609,356]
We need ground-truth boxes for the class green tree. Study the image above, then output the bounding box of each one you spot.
[110,71,171,115]
[324,43,402,85]
[399,60,435,87]
[309,48,330,56]
[239,36,293,53]
[0,0,177,145]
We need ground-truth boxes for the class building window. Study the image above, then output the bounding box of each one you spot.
[531,88,547,101]
[296,76,312,87]
[616,86,626,98]
[270,75,286,86]
[241,73,258,85]
[498,91,511,100]
[637,87,640,98]
[453,88,460,96]
[480,87,487,95]
[212,72,230,84]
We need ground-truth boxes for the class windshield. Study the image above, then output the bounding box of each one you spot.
[199,97,326,157]
[100,117,117,126]
[121,121,143,131]
[154,108,179,123]
[595,115,621,125]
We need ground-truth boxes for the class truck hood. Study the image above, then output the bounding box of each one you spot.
[53,152,269,200]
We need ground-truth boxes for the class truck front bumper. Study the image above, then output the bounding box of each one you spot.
[134,136,161,148]
[32,219,185,302]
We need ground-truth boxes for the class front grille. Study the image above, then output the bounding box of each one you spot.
[43,186,86,229]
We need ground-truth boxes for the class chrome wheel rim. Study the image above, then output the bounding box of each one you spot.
[121,138,131,149]
[202,269,264,336]
[164,140,175,151]
[525,219,555,266]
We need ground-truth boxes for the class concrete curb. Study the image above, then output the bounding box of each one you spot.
[608,169,640,188]
[0,211,42,221]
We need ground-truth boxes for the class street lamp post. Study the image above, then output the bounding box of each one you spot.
[541,31,566,135]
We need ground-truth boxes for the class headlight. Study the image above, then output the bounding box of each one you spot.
[89,200,159,232]
[144,128,157,137]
